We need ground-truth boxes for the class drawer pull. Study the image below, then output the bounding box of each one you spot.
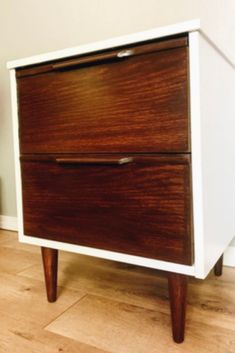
[52,50,134,71]
[55,157,134,166]
[52,51,121,70]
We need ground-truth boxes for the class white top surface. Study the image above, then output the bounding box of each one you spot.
[7,19,200,69]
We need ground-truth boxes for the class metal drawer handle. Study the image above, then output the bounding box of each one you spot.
[117,49,134,58]
[55,157,134,166]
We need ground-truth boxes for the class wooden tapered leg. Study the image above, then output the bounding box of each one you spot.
[214,255,223,276]
[167,273,188,343]
[41,247,58,302]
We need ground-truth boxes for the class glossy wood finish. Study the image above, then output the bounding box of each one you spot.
[17,43,189,154]
[168,273,188,343]
[41,247,58,302]
[16,34,193,343]
[214,254,223,276]
[21,154,192,265]
[16,36,187,77]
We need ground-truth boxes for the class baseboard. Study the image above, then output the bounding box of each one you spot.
[224,246,235,267]
[0,215,18,231]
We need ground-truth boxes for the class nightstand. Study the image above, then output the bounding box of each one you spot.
[7,19,235,343]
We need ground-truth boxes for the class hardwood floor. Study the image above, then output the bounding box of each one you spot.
[0,230,234,353]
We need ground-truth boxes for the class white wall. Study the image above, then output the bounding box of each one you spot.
[1,0,235,248]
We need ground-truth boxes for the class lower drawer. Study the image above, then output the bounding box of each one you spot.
[21,154,193,265]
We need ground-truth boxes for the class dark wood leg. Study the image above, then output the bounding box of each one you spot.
[214,255,223,276]
[167,273,188,343]
[41,247,58,302]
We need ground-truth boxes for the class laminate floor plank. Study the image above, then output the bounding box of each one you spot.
[0,230,16,243]
[0,272,85,326]
[45,294,235,353]
[0,312,108,353]
[19,256,169,313]
[0,246,40,274]
[0,230,234,353]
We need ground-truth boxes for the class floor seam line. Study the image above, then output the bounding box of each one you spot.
[42,293,88,330]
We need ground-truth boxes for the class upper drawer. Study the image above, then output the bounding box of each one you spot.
[17,36,189,154]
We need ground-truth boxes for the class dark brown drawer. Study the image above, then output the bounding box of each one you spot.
[17,36,189,154]
[21,154,192,265]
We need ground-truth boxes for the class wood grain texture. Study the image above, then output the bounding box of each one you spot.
[45,291,235,353]
[0,239,40,275]
[46,294,171,352]
[41,247,58,302]
[168,273,188,343]
[16,36,187,77]
[17,44,189,154]
[16,35,192,342]
[21,154,192,265]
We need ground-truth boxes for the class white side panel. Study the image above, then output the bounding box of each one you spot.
[224,246,235,267]
[199,33,235,277]
[9,70,24,239]
[189,32,205,278]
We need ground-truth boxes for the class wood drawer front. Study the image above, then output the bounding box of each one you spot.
[17,38,189,154]
[21,155,192,265]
